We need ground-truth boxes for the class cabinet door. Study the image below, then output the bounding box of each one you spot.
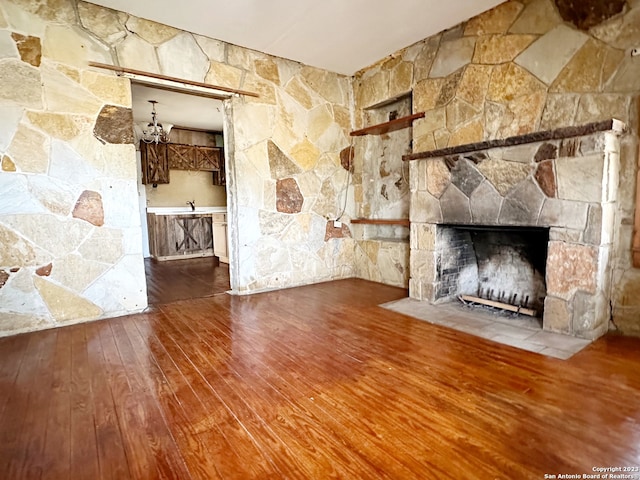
[212,150,225,186]
[140,143,169,184]
[147,214,176,257]
[172,215,212,253]
[213,215,228,263]
[167,143,196,170]
[196,146,221,171]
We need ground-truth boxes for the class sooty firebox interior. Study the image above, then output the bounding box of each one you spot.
[436,225,549,314]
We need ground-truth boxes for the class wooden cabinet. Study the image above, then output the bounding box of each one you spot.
[167,143,222,172]
[141,143,224,184]
[147,213,214,261]
[196,146,221,171]
[212,213,228,263]
[140,142,169,184]
[166,144,193,170]
[212,157,225,186]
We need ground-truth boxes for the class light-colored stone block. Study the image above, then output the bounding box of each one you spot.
[410,191,442,224]
[540,94,580,130]
[543,296,572,334]
[124,16,180,45]
[538,199,589,230]
[42,63,102,116]
[301,66,348,106]
[194,34,226,63]
[7,123,49,174]
[77,2,127,44]
[81,71,131,107]
[27,175,76,216]
[116,34,159,73]
[509,0,563,34]
[514,25,589,85]
[429,37,475,78]
[0,105,22,152]
[556,154,605,203]
[0,59,42,109]
[549,227,583,243]
[82,255,147,313]
[426,158,450,198]
[0,30,18,58]
[477,157,531,196]
[575,94,629,125]
[157,32,209,82]
[0,173,47,215]
[43,25,111,68]
[34,276,102,323]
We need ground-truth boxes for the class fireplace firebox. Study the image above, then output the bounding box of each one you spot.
[435,225,548,314]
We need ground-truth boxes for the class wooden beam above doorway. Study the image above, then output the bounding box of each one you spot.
[88,62,260,99]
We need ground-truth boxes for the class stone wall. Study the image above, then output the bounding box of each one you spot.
[353,0,640,336]
[0,0,354,336]
[351,96,412,287]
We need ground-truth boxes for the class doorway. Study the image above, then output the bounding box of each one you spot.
[131,83,231,305]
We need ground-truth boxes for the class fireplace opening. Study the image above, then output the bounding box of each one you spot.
[435,225,549,316]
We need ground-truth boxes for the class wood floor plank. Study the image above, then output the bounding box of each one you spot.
[40,328,72,479]
[162,305,399,480]
[100,318,192,480]
[146,310,304,478]
[68,324,100,480]
[0,330,59,479]
[0,333,31,421]
[138,314,283,479]
[145,257,229,305]
[176,297,461,478]
[163,301,430,479]
[123,314,231,480]
[1,278,640,479]
[84,321,132,480]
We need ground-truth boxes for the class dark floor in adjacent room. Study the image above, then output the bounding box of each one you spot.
[144,256,230,305]
[1,279,639,479]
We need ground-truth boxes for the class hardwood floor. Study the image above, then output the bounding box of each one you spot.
[1,279,640,479]
[144,256,230,305]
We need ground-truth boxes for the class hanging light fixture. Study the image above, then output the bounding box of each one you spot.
[138,100,173,144]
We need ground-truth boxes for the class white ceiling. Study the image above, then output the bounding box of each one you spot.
[90,0,505,75]
[131,83,224,131]
[120,0,506,131]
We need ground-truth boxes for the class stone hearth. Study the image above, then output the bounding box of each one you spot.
[408,120,625,340]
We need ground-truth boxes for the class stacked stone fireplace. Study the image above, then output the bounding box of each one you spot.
[407,120,625,340]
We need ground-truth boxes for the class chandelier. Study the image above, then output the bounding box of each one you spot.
[139,100,173,144]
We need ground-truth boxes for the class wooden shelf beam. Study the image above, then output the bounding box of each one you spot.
[350,112,425,137]
[351,218,410,227]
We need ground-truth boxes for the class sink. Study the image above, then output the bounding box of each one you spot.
[147,206,227,215]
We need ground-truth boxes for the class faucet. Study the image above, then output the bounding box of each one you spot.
[187,200,195,211]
